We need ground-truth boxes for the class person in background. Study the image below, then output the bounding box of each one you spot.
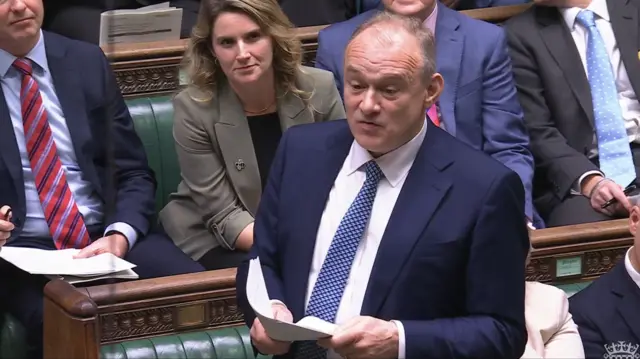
[523,246,585,358]
[569,194,640,358]
[506,0,640,226]
[236,12,529,359]
[159,0,345,270]
[315,0,540,229]
[0,0,205,357]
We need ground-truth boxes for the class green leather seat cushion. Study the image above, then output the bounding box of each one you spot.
[101,326,271,359]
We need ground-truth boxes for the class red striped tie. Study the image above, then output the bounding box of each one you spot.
[13,58,91,249]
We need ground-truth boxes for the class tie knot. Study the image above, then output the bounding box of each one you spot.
[576,10,596,28]
[12,58,33,76]
[364,161,383,183]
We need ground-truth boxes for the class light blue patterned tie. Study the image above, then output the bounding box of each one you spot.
[576,10,636,186]
[295,161,383,359]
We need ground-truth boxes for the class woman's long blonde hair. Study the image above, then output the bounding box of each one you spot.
[183,0,311,104]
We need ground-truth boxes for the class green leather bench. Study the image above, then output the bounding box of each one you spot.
[100,326,269,359]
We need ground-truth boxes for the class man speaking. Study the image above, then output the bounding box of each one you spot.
[236,12,529,359]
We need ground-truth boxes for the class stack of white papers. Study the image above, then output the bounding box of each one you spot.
[0,247,138,284]
[247,257,336,341]
[99,2,183,45]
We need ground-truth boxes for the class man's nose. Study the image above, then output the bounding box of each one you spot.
[359,88,380,114]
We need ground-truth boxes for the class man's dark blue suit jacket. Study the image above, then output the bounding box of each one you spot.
[570,261,640,359]
[0,31,156,240]
[236,120,530,358]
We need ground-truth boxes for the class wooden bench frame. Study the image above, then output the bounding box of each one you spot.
[43,219,633,359]
[103,4,531,98]
[43,3,637,358]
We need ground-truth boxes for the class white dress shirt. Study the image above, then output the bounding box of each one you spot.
[625,247,640,289]
[560,0,640,187]
[304,121,426,359]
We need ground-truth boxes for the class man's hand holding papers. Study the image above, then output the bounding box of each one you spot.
[251,302,294,355]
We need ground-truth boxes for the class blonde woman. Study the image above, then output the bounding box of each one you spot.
[159,0,345,269]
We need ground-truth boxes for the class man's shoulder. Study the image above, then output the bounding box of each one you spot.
[319,10,378,43]
[449,6,504,39]
[43,31,106,62]
[569,262,622,312]
[504,4,556,35]
[283,120,349,151]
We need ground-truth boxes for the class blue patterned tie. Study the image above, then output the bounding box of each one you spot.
[295,161,383,359]
[576,10,636,186]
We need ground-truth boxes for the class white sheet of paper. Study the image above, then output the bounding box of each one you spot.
[47,268,139,285]
[247,258,337,341]
[0,247,136,276]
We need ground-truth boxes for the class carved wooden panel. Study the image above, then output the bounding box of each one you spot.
[210,297,244,326]
[99,296,243,343]
[526,246,629,283]
[100,306,173,342]
[113,65,180,97]
[526,257,553,282]
[583,248,627,277]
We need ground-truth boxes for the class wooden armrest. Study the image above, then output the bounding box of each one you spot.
[531,218,629,248]
[43,269,241,359]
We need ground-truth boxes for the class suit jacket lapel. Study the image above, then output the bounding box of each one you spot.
[537,7,595,127]
[289,125,353,320]
[214,82,262,214]
[361,123,453,316]
[0,86,25,210]
[277,69,317,129]
[44,33,95,182]
[609,0,640,97]
[435,7,462,135]
[613,264,640,342]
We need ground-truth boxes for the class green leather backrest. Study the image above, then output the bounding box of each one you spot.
[100,326,271,359]
[126,96,180,213]
[0,313,26,359]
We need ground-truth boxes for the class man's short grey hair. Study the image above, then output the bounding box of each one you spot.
[348,11,437,83]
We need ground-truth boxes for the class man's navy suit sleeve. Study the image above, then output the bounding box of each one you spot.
[402,170,529,359]
[569,296,607,358]
[96,48,156,237]
[236,129,290,328]
[480,28,535,222]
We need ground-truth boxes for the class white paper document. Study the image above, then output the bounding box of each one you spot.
[99,2,183,45]
[0,247,137,277]
[47,268,139,285]
[247,258,337,341]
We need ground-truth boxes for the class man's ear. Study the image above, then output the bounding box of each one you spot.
[629,206,640,236]
[424,72,444,108]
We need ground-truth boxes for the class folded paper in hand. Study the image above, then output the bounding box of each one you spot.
[0,247,138,284]
[247,257,336,341]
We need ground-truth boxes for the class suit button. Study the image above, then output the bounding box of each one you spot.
[14,218,21,227]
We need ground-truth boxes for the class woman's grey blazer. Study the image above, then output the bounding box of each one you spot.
[159,66,346,261]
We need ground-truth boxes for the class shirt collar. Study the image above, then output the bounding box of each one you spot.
[625,247,640,290]
[347,120,427,187]
[0,30,48,78]
[560,0,610,30]
[423,2,438,35]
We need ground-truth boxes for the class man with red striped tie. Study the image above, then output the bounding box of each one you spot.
[0,0,204,357]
